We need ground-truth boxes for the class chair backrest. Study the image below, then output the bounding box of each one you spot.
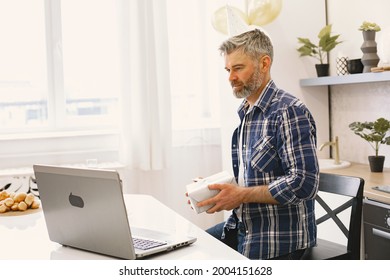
[315,172,364,259]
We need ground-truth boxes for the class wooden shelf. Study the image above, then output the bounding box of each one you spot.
[300,71,390,87]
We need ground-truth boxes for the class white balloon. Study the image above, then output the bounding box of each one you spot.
[249,0,283,26]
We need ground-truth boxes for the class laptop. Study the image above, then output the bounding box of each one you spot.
[33,164,196,259]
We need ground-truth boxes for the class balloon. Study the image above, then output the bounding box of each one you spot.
[248,0,283,26]
[211,6,248,35]
[211,1,283,35]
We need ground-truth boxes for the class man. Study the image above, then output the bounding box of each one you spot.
[197,29,319,260]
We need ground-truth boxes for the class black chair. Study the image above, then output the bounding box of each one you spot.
[302,172,364,260]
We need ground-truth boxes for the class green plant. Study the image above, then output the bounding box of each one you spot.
[349,117,390,157]
[359,21,381,32]
[297,24,342,64]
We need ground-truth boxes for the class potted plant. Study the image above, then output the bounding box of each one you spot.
[349,117,390,172]
[297,24,342,77]
[359,21,381,32]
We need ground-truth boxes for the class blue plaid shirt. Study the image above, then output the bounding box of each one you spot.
[225,80,319,259]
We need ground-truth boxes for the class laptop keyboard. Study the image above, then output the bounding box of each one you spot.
[132,238,167,250]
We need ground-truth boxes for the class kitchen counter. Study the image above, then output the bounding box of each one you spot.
[321,162,390,204]
[0,194,246,260]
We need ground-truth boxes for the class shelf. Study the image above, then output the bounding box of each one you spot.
[300,71,390,87]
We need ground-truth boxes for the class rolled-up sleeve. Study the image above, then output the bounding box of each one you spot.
[269,104,319,205]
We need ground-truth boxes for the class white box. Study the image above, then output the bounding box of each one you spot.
[186,171,236,214]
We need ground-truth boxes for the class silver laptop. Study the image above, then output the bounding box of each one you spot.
[33,164,196,259]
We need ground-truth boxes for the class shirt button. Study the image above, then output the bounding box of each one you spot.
[246,230,249,234]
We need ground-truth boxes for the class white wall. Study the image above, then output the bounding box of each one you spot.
[327,0,390,167]
[219,0,390,170]
[328,0,390,68]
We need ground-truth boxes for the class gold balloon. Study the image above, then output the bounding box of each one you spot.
[248,0,283,26]
[211,6,249,35]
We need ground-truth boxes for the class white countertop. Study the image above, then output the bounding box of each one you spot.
[322,162,390,205]
[0,194,246,260]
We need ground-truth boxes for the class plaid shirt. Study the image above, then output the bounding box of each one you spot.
[225,80,319,259]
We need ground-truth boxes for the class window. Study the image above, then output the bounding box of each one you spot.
[0,0,48,132]
[60,0,121,128]
[0,0,223,170]
[0,0,123,169]
[166,0,221,130]
[0,0,121,134]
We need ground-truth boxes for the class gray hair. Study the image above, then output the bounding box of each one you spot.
[219,29,274,63]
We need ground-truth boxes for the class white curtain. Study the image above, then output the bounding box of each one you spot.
[119,0,172,171]
[116,0,226,230]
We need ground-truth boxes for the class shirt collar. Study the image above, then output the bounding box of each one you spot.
[237,79,276,119]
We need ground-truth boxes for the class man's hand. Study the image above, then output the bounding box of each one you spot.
[196,183,279,214]
[197,183,245,213]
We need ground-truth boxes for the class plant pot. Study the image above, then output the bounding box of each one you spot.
[347,58,363,74]
[361,30,380,73]
[315,64,329,77]
[368,155,385,172]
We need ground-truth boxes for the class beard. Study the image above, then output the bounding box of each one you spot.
[231,67,262,99]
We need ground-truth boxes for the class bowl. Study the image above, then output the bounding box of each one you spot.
[347,59,363,74]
